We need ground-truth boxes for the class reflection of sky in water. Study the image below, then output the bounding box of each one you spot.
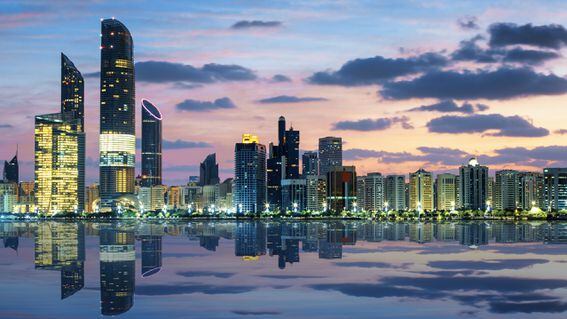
[1,221,567,318]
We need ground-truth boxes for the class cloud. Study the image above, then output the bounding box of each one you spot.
[163,139,212,149]
[380,67,567,100]
[307,52,448,86]
[0,124,13,129]
[555,129,567,135]
[231,20,282,29]
[334,262,410,269]
[457,16,479,30]
[451,36,559,65]
[271,74,291,82]
[426,114,549,137]
[333,116,413,131]
[489,23,567,49]
[489,301,567,314]
[502,48,560,64]
[343,146,469,165]
[257,95,327,104]
[135,61,256,83]
[176,97,236,112]
[408,100,488,114]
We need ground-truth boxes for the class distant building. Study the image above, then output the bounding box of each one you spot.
[363,173,384,212]
[384,175,406,211]
[138,185,166,211]
[281,179,307,212]
[217,178,233,209]
[326,166,356,212]
[202,184,219,208]
[86,184,100,213]
[318,137,342,176]
[35,112,84,214]
[234,134,266,214]
[302,151,318,176]
[356,176,365,208]
[459,158,489,210]
[436,173,457,211]
[409,169,433,211]
[167,186,185,209]
[306,175,326,212]
[495,170,520,211]
[543,168,567,211]
[199,153,220,186]
[519,172,544,210]
[3,151,18,183]
[141,99,162,187]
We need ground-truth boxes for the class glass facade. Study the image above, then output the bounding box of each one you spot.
[234,135,266,214]
[318,137,342,176]
[141,99,162,187]
[99,18,136,206]
[35,112,84,215]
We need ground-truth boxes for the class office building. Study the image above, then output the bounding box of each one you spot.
[234,134,266,214]
[35,112,84,214]
[384,175,406,211]
[99,18,136,207]
[138,185,166,211]
[459,158,489,210]
[302,151,318,176]
[199,153,220,186]
[141,99,162,187]
[519,172,544,210]
[326,166,356,212]
[436,173,457,211]
[318,137,342,175]
[409,169,433,211]
[86,184,100,213]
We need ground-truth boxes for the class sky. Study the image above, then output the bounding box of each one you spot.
[2,0,567,185]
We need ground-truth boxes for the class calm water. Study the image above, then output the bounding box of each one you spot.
[1,221,567,318]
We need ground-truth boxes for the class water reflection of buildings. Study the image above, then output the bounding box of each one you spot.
[99,227,135,316]
[34,222,85,299]
[4,220,567,316]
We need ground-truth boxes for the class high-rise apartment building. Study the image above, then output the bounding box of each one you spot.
[318,137,342,176]
[543,168,567,211]
[436,173,457,211]
[363,173,384,211]
[384,175,406,211]
[459,158,489,210]
[409,169,433,211]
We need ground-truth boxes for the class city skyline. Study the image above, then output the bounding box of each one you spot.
[3,1,567,185]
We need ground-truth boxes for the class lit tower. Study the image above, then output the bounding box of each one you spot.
[99,18,136,207]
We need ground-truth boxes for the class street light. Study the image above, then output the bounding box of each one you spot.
[293,202,298,213]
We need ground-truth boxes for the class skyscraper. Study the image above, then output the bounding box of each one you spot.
[306,175,326,212]
[35,112,84,214]
[436,173,457,211]
[318,137,342,176]
[234,134,266,214]
[266,116,300,209]
[61,53,85,211]
[519,172,544,210]
[302,151,318,176]
[326,166,356,212]
[141,99,162,187]
[543,168,567,211]
[199,153,220,186]
[281,179,307,211]
[459,158,489,210]
[385,175,406,211]
[409,169,433,211]
[99,18,136,207]
[3,151,18,183]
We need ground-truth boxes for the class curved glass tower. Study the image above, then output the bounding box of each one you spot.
[141,99,162,187]
[99,18,136,207]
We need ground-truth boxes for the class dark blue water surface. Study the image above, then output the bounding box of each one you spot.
[1,220,567,318]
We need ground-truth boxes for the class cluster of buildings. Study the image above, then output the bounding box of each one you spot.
[1,18,566,216]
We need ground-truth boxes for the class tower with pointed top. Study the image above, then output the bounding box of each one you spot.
[3,149,18,183]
